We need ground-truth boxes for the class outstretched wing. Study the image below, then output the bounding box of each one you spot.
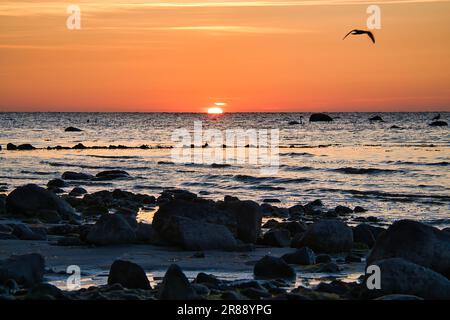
[366,31,375,43]
[343,29,355,40]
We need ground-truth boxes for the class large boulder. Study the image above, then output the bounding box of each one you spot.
[157,215,237,251]
[153,198,262,244]
[367,258,450,300]
[107,260,151,290]
[309,113,333,122]
[262,229,291,247]
[353,224,376,248]
[5,184,77,222]
[367,220,450,278]
[136,222,161,244]
[296,219,353,253]
[254,255,296,279]
[86,214,136,245]
[0,254,45,287]
[223,200,262,243]
[158,264,197,300]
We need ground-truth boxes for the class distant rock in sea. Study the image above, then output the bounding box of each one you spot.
[429,120,447,127]
[6,143,35,150]
[369,115,383,121]
[65,127,83,132]
[309,113,333,122]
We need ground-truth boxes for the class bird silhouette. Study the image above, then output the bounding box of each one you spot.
[343,29,375,44]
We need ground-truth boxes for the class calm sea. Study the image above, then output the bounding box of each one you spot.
[0,112,449,227]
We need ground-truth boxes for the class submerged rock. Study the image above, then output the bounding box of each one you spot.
[47,178,68,189]
[369,115,383,121]
[158,264,197,300]
[429,121,447,127]
[86,214,136,245]
[64,127,82,132]
[309,113,333,122]
[367,220,450,278]
[254,255,296,279]
[6,143,17,150]
[96,170,130,180]
[108,260,151,290]
[17,144,35,150]
[296,219,353,253]
[69,187,87,197]
[62,171,94,180]
[0,254,45,287]
[5,184,77,222]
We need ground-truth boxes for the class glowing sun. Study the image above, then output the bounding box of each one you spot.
[207,107,224,114]
[207,103,225,114]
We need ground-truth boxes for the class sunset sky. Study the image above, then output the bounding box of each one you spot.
[1,0,449,112]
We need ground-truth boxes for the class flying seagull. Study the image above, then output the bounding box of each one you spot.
[343,29,375,44]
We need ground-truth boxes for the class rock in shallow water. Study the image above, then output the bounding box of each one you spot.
[367,219,450,278]
[64,126,83,132]
[62,171,94,180]
[96,170,130,180]
[5,184,77,222]
[309,113,333,122]
[108,260,151,290]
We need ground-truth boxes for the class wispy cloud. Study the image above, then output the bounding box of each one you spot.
[94,25,308,34]
[1,0,449,16]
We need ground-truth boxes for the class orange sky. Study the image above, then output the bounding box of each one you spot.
[0,0,449,112]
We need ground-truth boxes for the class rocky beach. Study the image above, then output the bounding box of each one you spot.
[0,177,449,300]
[0,112,449,300]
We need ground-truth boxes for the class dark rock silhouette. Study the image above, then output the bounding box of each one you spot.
[108,260,151,290]
[254,255,296,279]
[5,184,77,222]
[309,113,333,122]
[429,120,447,127]
[65,127,82,132]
